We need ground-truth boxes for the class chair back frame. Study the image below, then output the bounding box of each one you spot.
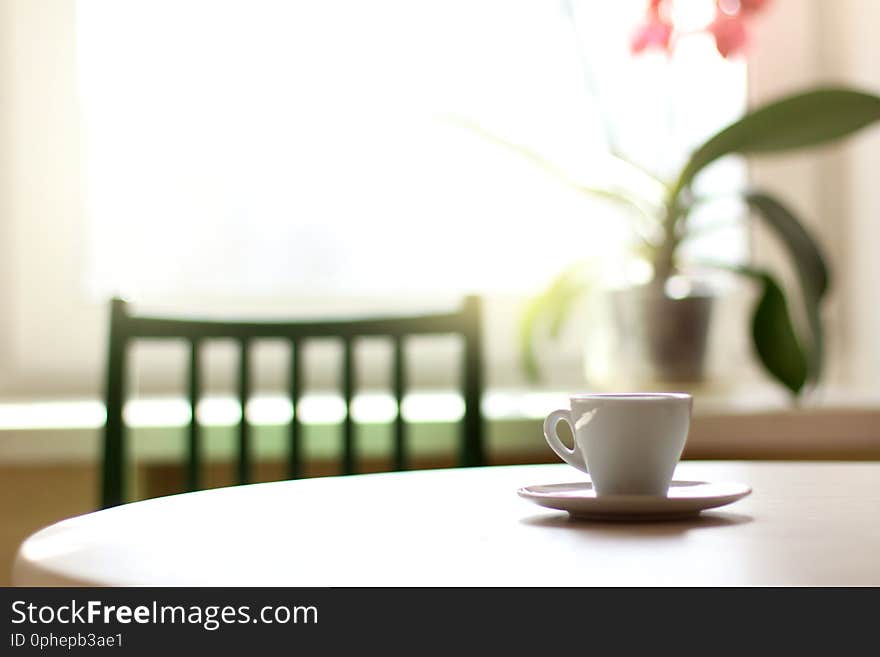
[101,297,484,508]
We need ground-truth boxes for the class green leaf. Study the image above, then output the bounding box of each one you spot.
[518,262,594,382]
[743,191,830,384]
[673,88,880,201]
[444,114,665,219]
[714,264,809,396]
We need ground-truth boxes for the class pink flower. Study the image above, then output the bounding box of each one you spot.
[717,0,771,16]
[738,0,771,14]
[629,0,770,59]
[629,1,674,55]
[707,12,748,58]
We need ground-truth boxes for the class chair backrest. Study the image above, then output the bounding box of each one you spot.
[101,297,484,508]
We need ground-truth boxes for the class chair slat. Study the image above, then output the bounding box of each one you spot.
[342,338,355,475]
[187,339,201,491]
[101,296,484,506]
[393,335,406,471]
[238,338,251,484]
[101,299,129,509]
[289,340,302,479]
[462,296,485,467]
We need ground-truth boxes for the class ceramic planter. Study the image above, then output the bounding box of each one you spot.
[609,283,713,384]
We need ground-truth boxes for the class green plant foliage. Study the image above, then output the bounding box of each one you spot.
[445,115,663,220]
[727,266,809,396]
[742,191,829,385]
[457,86,880,397]
[518,262,593,382]
[673,88,880,201]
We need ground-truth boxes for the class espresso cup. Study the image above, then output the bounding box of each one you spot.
[543,393,692,496]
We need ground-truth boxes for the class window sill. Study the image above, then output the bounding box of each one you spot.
[0,386,878,464]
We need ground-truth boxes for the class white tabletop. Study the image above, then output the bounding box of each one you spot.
[13,462,880,586]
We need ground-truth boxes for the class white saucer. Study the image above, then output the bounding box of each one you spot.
[517,480,751,520]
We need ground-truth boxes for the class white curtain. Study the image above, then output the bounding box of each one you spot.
[77,0,746,304]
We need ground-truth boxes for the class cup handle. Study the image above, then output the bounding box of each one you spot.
[543,409,588,474]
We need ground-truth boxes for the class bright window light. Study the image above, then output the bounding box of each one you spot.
[76,0,747,303]
[0,401,106,430]
[123,398,191,428]
[0,391,566,430]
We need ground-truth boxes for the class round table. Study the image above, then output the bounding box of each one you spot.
[13,462,880,586]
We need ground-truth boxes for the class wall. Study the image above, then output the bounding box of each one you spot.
[816,0,880,387]
[1,0,105,399]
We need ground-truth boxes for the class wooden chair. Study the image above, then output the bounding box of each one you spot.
[101,297,484,507]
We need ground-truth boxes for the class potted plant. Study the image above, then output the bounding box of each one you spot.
[455,0,880,398]
[498,86,880,397]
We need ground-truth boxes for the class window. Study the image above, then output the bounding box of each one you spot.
[78,0,747,305]
[0,0,749,400]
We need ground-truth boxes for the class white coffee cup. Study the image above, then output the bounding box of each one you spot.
[543,393,692,496]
